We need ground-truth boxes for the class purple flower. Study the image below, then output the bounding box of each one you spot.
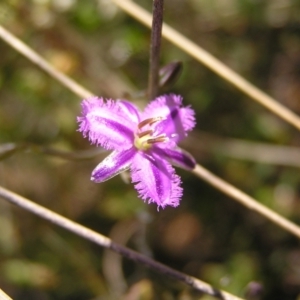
[78,94,196,208]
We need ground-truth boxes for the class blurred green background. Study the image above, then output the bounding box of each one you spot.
[1,0,300,299]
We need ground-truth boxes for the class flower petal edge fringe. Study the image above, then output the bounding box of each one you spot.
[78,94,196,209]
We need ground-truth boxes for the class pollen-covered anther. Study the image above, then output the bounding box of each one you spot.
[138,116,165,130]
[147,135,168,144]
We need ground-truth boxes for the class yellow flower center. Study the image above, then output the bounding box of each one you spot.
[134,117,168,151]
[134,133,152,151]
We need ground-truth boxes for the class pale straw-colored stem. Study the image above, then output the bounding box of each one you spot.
[110,0,300,131]
[0,25,92,99]
[0,186,243,300]
[0,8,294,299]
[0,289,12,300]
[0,25,299,239]
[193,164,300,239]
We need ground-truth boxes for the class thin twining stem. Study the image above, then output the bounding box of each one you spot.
[0,186,243,300]
[148,0,164,100]
[0,25,92,99]
[110,0,300,131]
[193,164,300,239]
[0,288,12,300]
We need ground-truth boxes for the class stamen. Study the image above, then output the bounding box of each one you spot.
[147,135,168,144]
[149,116,165,126]
[137,129,153,138]
[138,116,165,129]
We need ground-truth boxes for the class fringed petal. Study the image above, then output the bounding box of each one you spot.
[154,146,196,170]
[91,148,136,182]
[117,100,140,124]
[142,94,196,142]
[78,97,138,150]
[78,94,196,209]
[131,152,182,208]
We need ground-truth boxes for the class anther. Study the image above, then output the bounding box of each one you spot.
[137,129,153,138]
[147,135,168,144]
[138,117,165,130]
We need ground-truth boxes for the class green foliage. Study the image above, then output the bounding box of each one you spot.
[1,0,300,299]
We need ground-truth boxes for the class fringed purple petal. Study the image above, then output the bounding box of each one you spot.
[131,152,182,208]
[78,93,196,209]
[117,100,140,124]
[78,97,138,150]
[154,146,196,170]
[91,148,136,182]
[142,94,196,143]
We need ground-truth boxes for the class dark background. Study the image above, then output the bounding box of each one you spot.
[1,0,300,299]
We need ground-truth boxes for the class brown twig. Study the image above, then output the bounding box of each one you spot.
[0,3,298,299]
[192,164,300,239]
[0,186,243,300]
[148,0,164,100]
[0,24,300,242]
[111,0,300,131]
[0,25,92,99]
